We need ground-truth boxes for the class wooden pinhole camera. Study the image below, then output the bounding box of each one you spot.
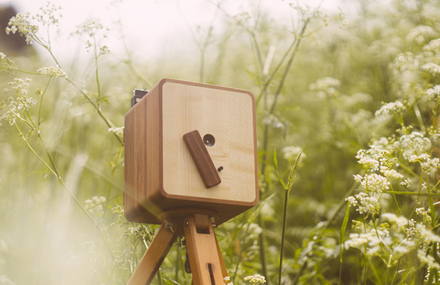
[124,78,259,225]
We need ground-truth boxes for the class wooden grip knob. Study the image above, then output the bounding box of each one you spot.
[183,130,221,188]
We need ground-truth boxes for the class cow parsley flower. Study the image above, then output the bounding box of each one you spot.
[395,132,431,163]
[423,38,440,52]
[37,66,66,77]
[375,101,406,118]
[346,192,380,216]
[421,62,440,74]
[406,26,437,44]
[416,208,432,225]
[354,173,390,193]
[418,249,440,269]
[282,146,305,162]
[85,196,106,216]
[244,274,266,284]
[426,85,440,101]
[309,77,340,97]
[108,126,124,138]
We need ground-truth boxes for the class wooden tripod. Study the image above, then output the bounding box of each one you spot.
[127,210,228,285]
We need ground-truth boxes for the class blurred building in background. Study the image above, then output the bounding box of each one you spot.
[0,4,34,55]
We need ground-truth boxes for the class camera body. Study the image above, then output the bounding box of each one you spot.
[124,78,258,225]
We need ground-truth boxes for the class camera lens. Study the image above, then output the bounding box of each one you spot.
[203,134,215,147]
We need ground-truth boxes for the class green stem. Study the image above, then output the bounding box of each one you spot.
[388,180,402,216]
[65,78,121,144]
[15,123,57,176]
[232,220,252,283]
[94,36,102,111]
[278,189,289,285]
[38,77,52,127]
[382,190,440,197]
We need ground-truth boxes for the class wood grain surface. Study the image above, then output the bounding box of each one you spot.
[183,130,221,188]
[127,221,178,285]
[184,214,227,285]
[162,80,257,203]
[124,78,259,225]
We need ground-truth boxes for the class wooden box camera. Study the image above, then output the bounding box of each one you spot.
[124,79,258,225]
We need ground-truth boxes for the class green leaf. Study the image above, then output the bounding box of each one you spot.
[274,149,287,189]
[287,152,302,193]
[340,202,350,263]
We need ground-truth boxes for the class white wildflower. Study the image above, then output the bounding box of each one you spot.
[382,213,408,228]
[37,66,66,77]
[108,126,124,138]
[423,38,440,52]
[375,101,405,118]
[406,26,437,44]
[418,249,440,269]
[282,146,305,161]
[354,173,390,193]
[244,274,266,284]
[84,196,106,216]
[421,62,440,74]
[345,227,388,255]
[309,77,340,96]
[0,53,5,60]
[346,193,380,216]
[75,20,110,53]
[419,224,440,243]
[395,132,431,163]
[420,157,440,175]
[381,168,404,179]
[400,178,412,187]
[416,208,432,225]
[262,114,284,130]
[426,85,440,101]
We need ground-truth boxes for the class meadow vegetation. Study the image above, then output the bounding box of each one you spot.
[2,0,440,284]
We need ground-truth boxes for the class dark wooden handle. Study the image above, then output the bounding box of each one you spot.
[183,130,221,188]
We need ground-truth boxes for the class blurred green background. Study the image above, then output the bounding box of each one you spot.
[1,0,440,284]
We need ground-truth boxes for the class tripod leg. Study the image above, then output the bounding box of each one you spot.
[127,220,178,285]
[184,214,227,285]
[214,233,229,281]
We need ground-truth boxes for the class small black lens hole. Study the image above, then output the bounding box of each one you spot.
[203,134,215,147]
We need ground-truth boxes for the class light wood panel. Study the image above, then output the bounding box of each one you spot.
[124,78,259,225]
[162,80,256,202]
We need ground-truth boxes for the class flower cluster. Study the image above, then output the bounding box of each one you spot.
[415,207,432,225]
[6,12,37,45]
[309,77,340,97]
[346,192,381,216]
[375,101,406,118]
[282,146,305,162]
[84,196,106,217]
[0,78,35,126]
[426,85,440,101]
[74,20,110,54]
[423,38,440,52]
[420,62,440,75]
[353,173,390,194]
[0,96,36,126]
[108,126,124,138]
[6,3,61,47]
[33,2,62,26]
[393,132,439,175]
[406,26,437,44]
[344,225,389,255]
[244,274,266,284]
[37,66,66,77]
